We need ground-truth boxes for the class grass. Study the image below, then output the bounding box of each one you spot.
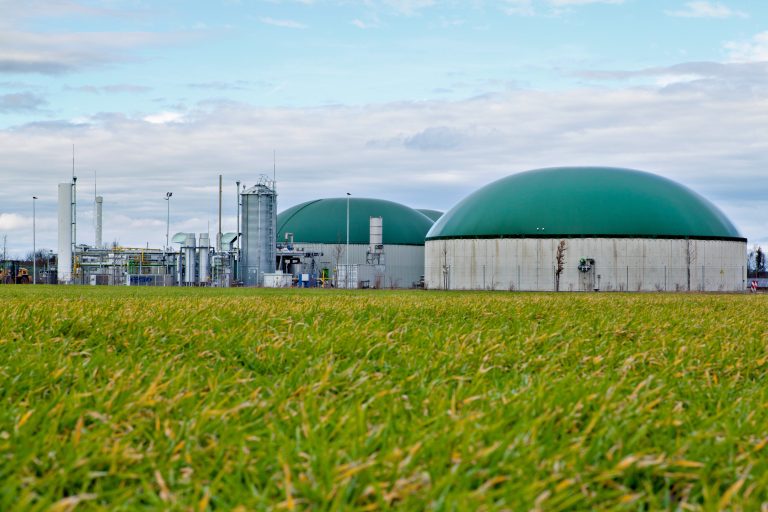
[1,286,767,510]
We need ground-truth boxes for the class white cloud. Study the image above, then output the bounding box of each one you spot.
[143,112,185,124]
[726,31,768,62]
[259,17,307,29]
[0,213,29,231]
[503,0,535,16]
[1,81,767,255]
[666,1,747,18]
[382,0,436,15]
[548,0,623,5]
[503,0,623,16]
[0,30,188,75]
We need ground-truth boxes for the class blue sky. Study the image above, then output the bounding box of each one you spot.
[1,0,767,255]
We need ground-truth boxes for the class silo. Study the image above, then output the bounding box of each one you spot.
[199,233,210,285]
[183,233,196,285]
[57,183,72,284]
[241,179,277,286]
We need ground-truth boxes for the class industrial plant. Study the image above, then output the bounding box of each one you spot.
[1,165,751,291]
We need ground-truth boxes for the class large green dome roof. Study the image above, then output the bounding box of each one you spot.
[426,167,743,241]
[278,198,434,245]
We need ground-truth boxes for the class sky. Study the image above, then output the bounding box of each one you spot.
[0,0,767,257]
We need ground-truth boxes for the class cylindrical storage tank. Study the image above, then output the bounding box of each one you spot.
[369,216,383,253]
[95,196,103,248]
[199,233,210,285]
[57,183,72,284]
[241,180,277,286]
[425,167,747,292]
[184,233,196,285]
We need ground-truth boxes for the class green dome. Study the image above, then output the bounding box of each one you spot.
[416,209,443,222]
[427,167,743,241]
[278,198,434,245]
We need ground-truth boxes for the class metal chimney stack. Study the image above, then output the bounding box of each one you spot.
[95,196,103,248]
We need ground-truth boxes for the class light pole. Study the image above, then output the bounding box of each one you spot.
[32,196,37,284]
[345,192,351,289]
[165,192,172,249]
[165,192,172,285]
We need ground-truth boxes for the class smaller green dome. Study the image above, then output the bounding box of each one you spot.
[427,167,743,241]
[416,209,443,222]
[278,198,434,245]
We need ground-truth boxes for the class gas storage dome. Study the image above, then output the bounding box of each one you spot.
[278,198,434,288]
[416,209,444,222]
[425,167,746,292]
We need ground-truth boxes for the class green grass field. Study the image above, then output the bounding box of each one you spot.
[1,287,767,510]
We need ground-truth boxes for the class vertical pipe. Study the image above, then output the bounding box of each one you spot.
[346,193,350,288]
[32,197,36,284]
[217,175,222,253]
[72,176,77,283]
[95,196,103,248]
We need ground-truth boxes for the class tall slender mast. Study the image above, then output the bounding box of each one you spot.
[71,145,77,283]
[217,174,222,253]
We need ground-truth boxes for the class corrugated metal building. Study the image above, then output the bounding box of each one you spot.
[425,167,747,291]
[277,198,434,288]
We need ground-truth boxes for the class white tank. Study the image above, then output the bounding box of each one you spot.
[198,233,210,284]
[184,233,196,284]
[57,183,72,284]
[369,216,383,253]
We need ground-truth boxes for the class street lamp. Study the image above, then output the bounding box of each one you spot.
[164,192,172,285]
[346,192,351,289]
[32,196,37,284]
[164,192,172,249]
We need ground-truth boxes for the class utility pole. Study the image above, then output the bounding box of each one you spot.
[165,192,172,249]
[165,192,172,284]
[217,174,223,253]
[32,196,38,284]
[346,192,351,289]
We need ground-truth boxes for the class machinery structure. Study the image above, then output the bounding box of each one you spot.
[0,261,31,284]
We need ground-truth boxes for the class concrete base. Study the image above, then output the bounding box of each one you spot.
[425,238,747,292]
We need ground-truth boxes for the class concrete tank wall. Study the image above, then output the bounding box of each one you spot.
[425,238,747,292]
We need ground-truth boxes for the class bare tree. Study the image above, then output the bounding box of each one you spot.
[554,240,567,292]
[332,245,344,287]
